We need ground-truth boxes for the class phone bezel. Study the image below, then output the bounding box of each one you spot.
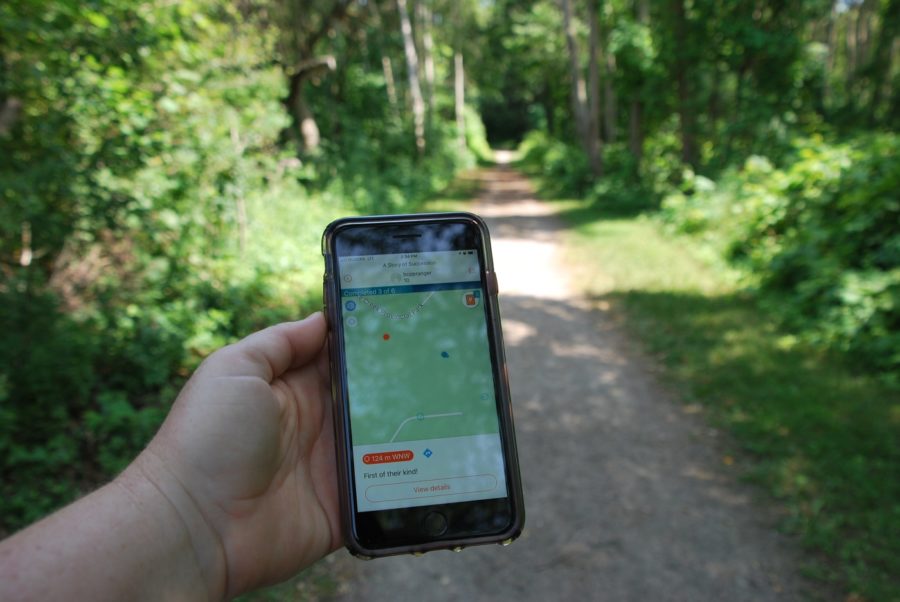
[322,213,524,557]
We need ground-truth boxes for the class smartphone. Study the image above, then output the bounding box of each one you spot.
[321,212,525,558]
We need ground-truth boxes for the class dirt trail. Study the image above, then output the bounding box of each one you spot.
[324,159,819,601]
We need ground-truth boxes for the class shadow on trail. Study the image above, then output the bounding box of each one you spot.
[322,291,812,601]
[602,288,900,547]
[556,199,655,224]
[486,214,570,243]
[500,293,776,552]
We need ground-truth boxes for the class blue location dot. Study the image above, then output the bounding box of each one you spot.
[344,300,356,311]
[423,448,433,458]
[440,351,450,358]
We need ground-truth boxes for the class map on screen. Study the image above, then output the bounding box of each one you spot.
[340,256,500,447]
[338,249,508,511]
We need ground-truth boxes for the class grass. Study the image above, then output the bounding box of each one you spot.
[558,202,900,601]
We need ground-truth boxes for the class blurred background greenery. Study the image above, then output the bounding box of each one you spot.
[1,0,489,533]
[1,0,898,597]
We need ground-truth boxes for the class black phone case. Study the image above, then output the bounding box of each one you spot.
[321,212,525,558]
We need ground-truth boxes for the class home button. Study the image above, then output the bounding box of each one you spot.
[423,512,448,537]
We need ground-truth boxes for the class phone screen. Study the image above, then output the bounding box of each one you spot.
[336,249,509,513]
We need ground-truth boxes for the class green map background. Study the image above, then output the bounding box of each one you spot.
[342,288,500,446]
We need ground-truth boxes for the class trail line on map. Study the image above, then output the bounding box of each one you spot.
[361,291,436,320]
[389,412,464,443]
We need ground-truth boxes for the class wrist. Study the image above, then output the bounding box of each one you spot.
[119,449,228,600]
[0,455,227,602]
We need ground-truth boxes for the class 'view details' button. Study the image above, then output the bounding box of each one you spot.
[362,450,414,465]
[365,474,498,503]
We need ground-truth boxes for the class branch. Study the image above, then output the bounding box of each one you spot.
[286,55,337,79]
[0,97,22,135]
[300,0,353,57]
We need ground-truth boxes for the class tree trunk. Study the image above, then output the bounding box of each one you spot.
[229,126,248,255]
[419,0,437,112]
[586,0,603,174]
[398,0,426,153]
[543,82,556,135]
[849,1,870,93]
[708,62,721,127]
[628,0,648,163]
[603,49,617,142]
[824,2,838,107]
[562,0,601,176]
[287,72,321,151]
[278,0,350,152]
[455,51,466,152]
[561,0,586,136]
[628,100,642,163]
[847,6,858,84]
[382,56,398,107]
[671,0,698,168]
[0,97,22,136]
[858,0,874,73]
[285,56,335,152]
[725,65,748,156]
[856,4,871,100]
[297,94,321,150]
[865,0,899,120]
[20,221,32,267]
[596,4,617,143]
[637,0,649,23]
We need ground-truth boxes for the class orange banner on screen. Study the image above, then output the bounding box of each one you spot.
[363,450,414,465]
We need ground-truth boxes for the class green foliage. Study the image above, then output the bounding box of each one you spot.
[661,134,900,377]
[0,0,476,534]
[518,130,592,195]
[312,122,465,217]
[0,0,313,533]
[474,0,570,143]
[507,0,900,382]
[0,290,96,527]
[518,131,660,216]
[585,144,659,213]
[85,392,168,475]
[463,105,494,163]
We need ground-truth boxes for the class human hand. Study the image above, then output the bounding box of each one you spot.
[126,312,340,598]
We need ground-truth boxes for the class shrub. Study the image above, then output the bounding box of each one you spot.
[518,130,593,195]
[661,134,900,376]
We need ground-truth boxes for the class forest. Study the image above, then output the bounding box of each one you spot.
[1,0,898,598]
